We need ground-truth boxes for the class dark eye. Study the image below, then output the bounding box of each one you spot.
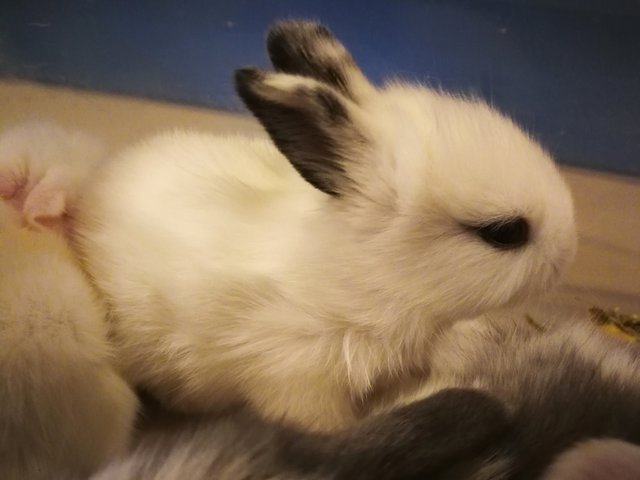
[473,217,530,250]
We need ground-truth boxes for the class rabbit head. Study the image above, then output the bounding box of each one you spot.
[235,21,576,321]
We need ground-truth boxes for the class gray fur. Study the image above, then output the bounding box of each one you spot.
[236,20,374,196]
[415,316,640,479]
[94,389,508,480]
[94,316,640,479]
[234,67,366,196]
[267,20,364,101]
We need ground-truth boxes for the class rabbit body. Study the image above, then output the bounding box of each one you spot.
[75,133,360,428]
[0,209,138,479]
[0,122,138,479]
[73,21,576,430]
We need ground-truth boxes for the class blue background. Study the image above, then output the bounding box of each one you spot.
[1,1,639,175]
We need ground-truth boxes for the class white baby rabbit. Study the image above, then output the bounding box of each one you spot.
[0,123,139,479]
[72,20,576,431]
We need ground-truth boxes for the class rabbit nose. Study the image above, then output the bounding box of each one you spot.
[475,216,530,250]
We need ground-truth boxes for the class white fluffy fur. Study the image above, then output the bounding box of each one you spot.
[0,206,138,479]
[72,25,576,431]
[0,123,137,479]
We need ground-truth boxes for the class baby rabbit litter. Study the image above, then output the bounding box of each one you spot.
[71,20,577,431]
[0,123,138,479]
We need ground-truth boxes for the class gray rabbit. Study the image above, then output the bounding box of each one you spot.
[94,315,640,479]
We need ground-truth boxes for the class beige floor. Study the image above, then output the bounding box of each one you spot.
[1,80,638,315]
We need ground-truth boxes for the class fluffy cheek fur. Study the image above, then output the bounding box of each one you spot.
[337,204,558,324]
[0,222,138,479]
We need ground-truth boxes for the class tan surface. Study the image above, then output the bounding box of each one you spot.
[1,80,638,314]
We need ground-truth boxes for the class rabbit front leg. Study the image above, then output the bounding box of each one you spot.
[212,301,370,432]
[241,362,357,432]
[160,306,359,431]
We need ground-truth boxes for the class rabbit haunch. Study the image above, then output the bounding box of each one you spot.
[72,20,576,430]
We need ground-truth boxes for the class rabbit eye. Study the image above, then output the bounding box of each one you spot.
[473,217,530,250]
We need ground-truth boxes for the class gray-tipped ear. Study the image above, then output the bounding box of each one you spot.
[234,67,365,196]
[266,20,373,102]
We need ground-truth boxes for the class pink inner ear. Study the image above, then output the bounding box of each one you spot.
[0,174,28,211]
[22,182,67,228]
[0,174,21,199]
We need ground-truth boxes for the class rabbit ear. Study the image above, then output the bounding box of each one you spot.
[0,173,67,229]
[0,174,21,202]
[266,20,374,102]
[22,179,67,228]
[235,67,366,196]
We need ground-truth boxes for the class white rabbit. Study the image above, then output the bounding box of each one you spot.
[0,123,139,479]
[72,20,576,431]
